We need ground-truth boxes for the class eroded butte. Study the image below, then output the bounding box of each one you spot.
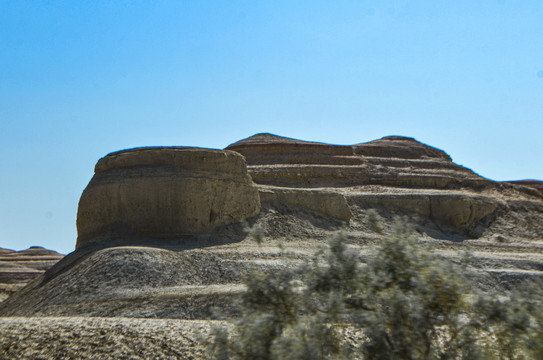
[1,133,542,319]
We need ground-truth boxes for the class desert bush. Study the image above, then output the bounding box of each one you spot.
[205,217,542,359]
[365,209,383,234]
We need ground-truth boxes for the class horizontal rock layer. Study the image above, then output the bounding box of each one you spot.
[76,147,260,249]
[226,133,505,228]
[226,134,484,189]
[504,180,543,196]
[0,247,63,302]
[2,133,542,320]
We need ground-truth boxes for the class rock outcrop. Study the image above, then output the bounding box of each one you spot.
[76,147,260,249]
[1,133,543,320]
[226,134,498,229]
[226,134,482,188]
[504,180,543,196]
[0,247,63,302]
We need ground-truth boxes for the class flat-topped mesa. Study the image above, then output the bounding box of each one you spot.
[76,147,260,249]
[226,133,486,189]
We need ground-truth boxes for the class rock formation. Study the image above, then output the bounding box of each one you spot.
[0,247,63,302]
[76,147,260,249]
[504,179,543,196]
[1,133,542,319]
[226,134,498,229]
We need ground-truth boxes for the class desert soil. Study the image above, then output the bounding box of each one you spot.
[0,317,214,359]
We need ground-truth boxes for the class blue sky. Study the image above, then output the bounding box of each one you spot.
[1,1,542,254]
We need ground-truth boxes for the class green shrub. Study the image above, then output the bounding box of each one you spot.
[365,209,383,234]
[205,218,542,359]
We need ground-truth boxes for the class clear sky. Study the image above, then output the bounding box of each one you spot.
[1,1,542,254]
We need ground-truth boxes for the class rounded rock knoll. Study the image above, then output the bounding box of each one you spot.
[76,147,260,249]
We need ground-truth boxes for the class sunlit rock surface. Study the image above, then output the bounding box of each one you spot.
[0,247,63,302]
[226,133,500,228]
[76,147,260,249]
[1,134,542,321]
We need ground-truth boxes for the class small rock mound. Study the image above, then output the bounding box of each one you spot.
[76,147,260,249]
[0,246,244,318]
[0,247,63,302]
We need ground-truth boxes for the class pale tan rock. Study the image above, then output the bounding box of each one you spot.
[226,133,497,229]
[76,147,260,248]
[3,134,542,321]
[349,193,498,228]
[226,133,488,189]
[0,246,63,302]
[259,187,352,221]
[428,195,499,228]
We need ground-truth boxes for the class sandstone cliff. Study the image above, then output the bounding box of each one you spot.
[76,147,260,249]
[1,134,542,319]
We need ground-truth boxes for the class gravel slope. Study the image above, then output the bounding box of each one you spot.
[0,317,215,359]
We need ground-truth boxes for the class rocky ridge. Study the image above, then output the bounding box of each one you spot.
[505,179,543,196]
[1,133,542,321]
[0,247,63,302]
[226,134,500,229]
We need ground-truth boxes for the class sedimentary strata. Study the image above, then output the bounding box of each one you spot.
[504,179,543,196]
[1,133,542,320]
[76,147,260,249]
[226,134,501,229]
[0,247,63,302]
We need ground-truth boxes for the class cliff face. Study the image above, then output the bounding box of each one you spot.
[1,134,542,318]
[76,147,260,249]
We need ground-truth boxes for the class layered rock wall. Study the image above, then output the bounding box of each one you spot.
[2,133,543,320]
[0,247,63,302]
[504,180,543,196]
[76,147,260,249]
[226,134,498,228]
[226,134,486,188]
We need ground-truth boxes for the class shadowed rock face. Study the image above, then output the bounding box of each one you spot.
[76,147,260,249]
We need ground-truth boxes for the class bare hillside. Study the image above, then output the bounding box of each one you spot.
[1,134,542,358]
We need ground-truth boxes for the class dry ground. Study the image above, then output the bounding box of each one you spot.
[0,317,215,359]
